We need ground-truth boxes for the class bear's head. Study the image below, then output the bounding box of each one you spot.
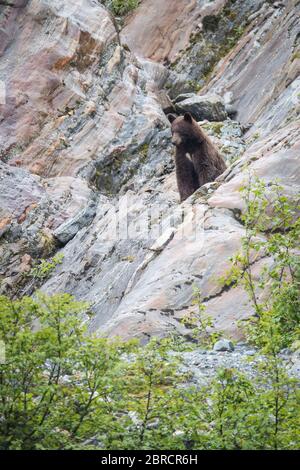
[168,112,203,150]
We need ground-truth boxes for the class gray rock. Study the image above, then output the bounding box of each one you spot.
[168,0,264,93]
[289,359,300,377]
[244,350,256,356]
[1,0,299,352]
[213,339,235,352]
[173,93,197,104]
[0,161,44,222]
[53,200,97,245]
[175,94,228,121]
[157,90,175,114]
[225,104,238,118]
[200,119,246,164]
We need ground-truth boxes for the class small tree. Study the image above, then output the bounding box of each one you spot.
[102,0,139,16]
[0,293,135,449]
[111,337,187,450]
[182,286,222,348]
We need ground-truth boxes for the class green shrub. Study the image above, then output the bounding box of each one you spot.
[0,293,134,449]
[220,175,300,351]
[182,286,222,348]
[103,0,139,16]
[0,294,183,450]
[28,253,64,282]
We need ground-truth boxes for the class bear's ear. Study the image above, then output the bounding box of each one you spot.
[167,114,176,123]
[184,112,193,123]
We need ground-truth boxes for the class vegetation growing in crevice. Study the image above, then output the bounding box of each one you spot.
[182,286,222,348]
[14,253,65,298]
[101,0,140,16]
[27,253,64,283]
[92,142,149,195]
[167,0,255,94]
[186,23,246,86]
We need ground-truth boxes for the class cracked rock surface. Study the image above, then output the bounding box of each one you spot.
[0,0,299,343]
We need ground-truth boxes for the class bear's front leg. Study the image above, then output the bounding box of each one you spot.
[175,149,199,202]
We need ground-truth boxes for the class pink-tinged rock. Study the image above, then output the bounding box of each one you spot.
[0,0,116,174]
[0,162,44,221]
[121,0,227,62]
[208,123,300,211]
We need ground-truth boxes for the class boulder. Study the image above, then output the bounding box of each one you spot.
[156,90,176,114]
[213,339,235,352]
[175,94,228,121]
[173,93,197,104]
[53,200,97,245]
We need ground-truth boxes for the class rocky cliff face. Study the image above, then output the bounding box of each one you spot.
[0,0,299,342]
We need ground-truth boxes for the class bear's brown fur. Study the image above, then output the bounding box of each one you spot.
[168,113,227,202]
[173,147,199,203]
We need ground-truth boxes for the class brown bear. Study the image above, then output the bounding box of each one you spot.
[168,112,227,202]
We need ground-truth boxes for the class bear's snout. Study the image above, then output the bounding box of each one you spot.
[171,133,182,147]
